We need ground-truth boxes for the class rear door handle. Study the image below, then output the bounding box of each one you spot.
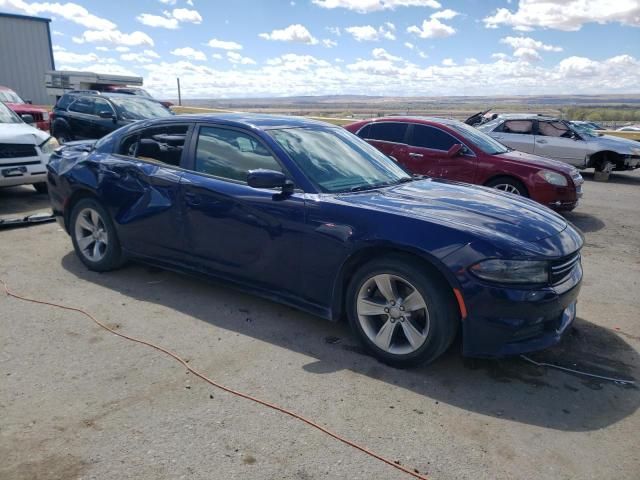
[409,152,423,158]
[537,139,548,144]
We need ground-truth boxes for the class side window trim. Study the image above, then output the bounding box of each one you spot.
[112,122,194,170]
[408,123,475,156]
[364,121,410,145]
[184,123,292,186]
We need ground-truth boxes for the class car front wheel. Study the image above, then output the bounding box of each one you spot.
[347,255,458,368]
[70,198,123,272]
[485,176,528,197]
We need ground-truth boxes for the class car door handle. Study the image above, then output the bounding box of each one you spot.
[409,153,423,158]
[184,192,201,206]
[537,139,548,144]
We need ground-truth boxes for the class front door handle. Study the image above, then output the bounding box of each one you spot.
[409,152,423,158]
[184,192,201,206]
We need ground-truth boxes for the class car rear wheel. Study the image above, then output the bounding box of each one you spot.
[347,255,458,368]
[485,176,528,197]
[70,198,123,272]
[33,182,48,194]
[55,130,72,144]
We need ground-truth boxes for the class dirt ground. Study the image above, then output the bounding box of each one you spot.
[1,171,639,480]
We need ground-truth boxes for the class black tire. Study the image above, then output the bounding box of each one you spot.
[70,198,124,272]
[485,176,529,197]
[55,128,73,144]
[346,255,459,368]
[33,182,48,194]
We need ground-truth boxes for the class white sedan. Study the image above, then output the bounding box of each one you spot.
[0,101,58,193]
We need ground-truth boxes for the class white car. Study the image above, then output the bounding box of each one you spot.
[478,114,640,172]
[0,101,58,193]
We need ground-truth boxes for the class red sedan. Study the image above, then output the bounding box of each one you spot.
[344,117,583,211]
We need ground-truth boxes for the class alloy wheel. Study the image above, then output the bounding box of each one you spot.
[356,274,430,355]
[493,183,521,195]
[74,207,109,262]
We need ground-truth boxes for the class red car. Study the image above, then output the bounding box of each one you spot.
[345,117,584,211]
[0,85,51,132]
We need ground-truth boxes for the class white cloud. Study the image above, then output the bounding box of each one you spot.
[345,24,396,41]
[171,47,207,61]
[407,9,459,38]
[144,50,161,58]
[500,35,562,62]
[73,29,154,47]
[322,38,338,48]
[266,54,330,70]
[372,48,402,62]
[211,53,223,60]
[312,0,441,13]
[0,0,116,30]
[207,39,243,50]
[259,24,318,44]
[404,42,414,49]
[137,7,202,29]
[96,46,109,52]
[54,49,99,64]
[484,0,640,31]
[159,0,177,4]
[121,52,154,63]
[115,46,130,53]
[441,58,456,66]
[326,26,341,36]
[227,51,256,65]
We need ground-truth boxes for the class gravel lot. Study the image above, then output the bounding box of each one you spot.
[1,171,639,480]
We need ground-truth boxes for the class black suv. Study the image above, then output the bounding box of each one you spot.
[51,92,173,144]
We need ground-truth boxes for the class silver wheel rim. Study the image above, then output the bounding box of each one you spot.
[493,183,521,195]
[356,274,430,355]
[74,207,108,262]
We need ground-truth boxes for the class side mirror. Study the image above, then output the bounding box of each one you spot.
[25,99,33,105]
[447,143,464,157]
[247,169,293,193]
[98,111,115,119]
[20,114,34,124]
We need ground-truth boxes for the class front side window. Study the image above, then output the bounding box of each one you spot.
[409,124,458,151]
[0,102,21,123]
[119,124,189,166]
[538,121,572,138]
[0,89,24,103]
[369,122,408,143]
[269,127,411,193]
[68,97,94,115]
[448,122,508,155]
[111,97,172,120]
[195,127,282,182]
[93,98,114,116]
[502,120,533,135]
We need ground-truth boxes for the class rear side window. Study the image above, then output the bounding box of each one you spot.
[355,124,371,139]
[56,95,74,110]
[369,122,408,143]
[194,127,282,182]
[118,124,189,167]
[502,120,533,134]
[409,125,458,150]
[68,97,94,115]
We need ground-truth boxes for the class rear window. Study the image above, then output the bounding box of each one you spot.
[368,122,408,143]
[56,94,75,110]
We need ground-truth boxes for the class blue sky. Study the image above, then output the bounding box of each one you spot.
[1,0,639,98]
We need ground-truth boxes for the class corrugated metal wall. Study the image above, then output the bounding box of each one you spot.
[0,15,55,105]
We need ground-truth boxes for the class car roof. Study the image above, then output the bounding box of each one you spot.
[164,113,334,130]
[64,91,152,100]
[361,116,464,126]
[495,113,559,121]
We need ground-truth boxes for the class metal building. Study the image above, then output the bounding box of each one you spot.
[0,12,55,105]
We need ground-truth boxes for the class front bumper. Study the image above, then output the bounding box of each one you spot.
[0,154,49,187]
[460,261,582,358]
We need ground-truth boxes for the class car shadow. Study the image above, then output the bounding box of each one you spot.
[563,211,605,233]
[0,185,51,218]
[60,252,639,433]
[581,171,640,186]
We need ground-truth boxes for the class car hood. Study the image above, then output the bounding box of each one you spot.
[335,179,567,244]
[495,149,577,175]
[0,123,50,144]
[5,102,48,114]
[585,134,640,153]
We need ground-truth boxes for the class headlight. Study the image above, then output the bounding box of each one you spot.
[470,259,549,284]
[39,136,59,154]
[631,147,640,156]
[537,170,568,186]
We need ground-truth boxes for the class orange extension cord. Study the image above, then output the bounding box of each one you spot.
[1,279,430,480]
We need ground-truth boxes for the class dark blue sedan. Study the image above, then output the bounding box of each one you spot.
[46,114,583,367]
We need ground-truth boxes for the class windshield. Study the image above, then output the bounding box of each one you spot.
[0,102,22,123]
[111,97,172,120]
[269,127,412,193]
[0,89,24,104]
[449,122,509,154]
[570,123,597,137]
